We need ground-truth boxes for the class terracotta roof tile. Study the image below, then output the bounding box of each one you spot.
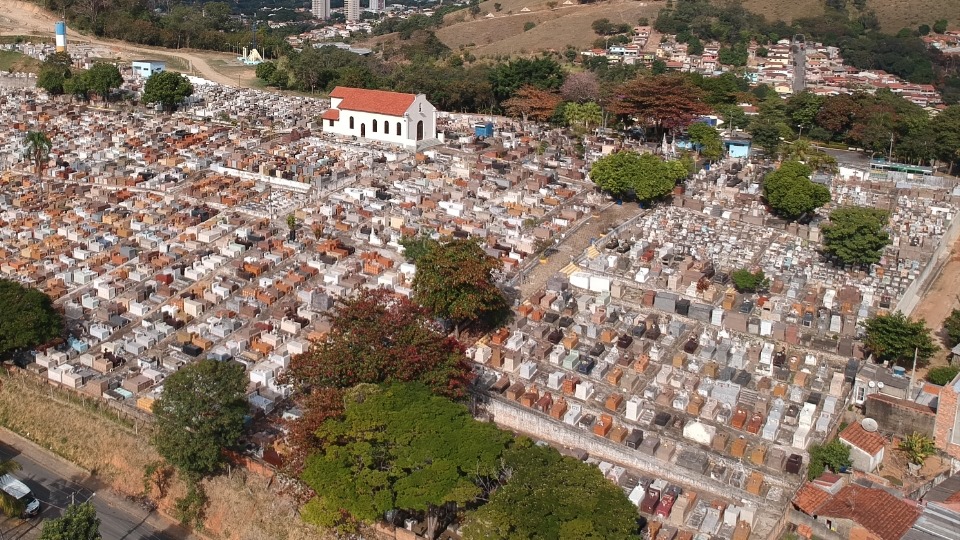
[793,483,831,515]
[321,109,340,121]
[815,485,920,540]
[329,86,416,117]
[839,421,886,456]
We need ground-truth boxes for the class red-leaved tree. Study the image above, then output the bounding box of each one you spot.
[503,84,563,124]
[284,288,472,472]
[611,74,711,136]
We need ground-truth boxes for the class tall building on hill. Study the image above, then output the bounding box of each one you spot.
[346,0,360,22]
[369,0,385,14]
[312,0,330,19]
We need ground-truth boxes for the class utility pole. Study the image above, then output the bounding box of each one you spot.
[909,346,919,397]
[888,133,895,162]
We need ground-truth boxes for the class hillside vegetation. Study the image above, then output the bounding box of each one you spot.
[435,0,661,57]
[740,0,959,33]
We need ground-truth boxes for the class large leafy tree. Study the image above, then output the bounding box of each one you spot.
[84,63,123,100]
[820,207,890,266]
[36,52,73,95]
[0,279,62,359]
[785,91,824,133]
[142,71,195,111]
[589,151,688,200]
[807,439,852,480]
[300,383,511,538]
[152,359,248,478]
[502,85,562,124]
[762,161,831,220]
[287,288,472,470]
[748,116,786,155]
[864,311,938,368]
[462,441,640,540]
[687,122,723,161]
[562,102,603,135]
[39,502,101,540]
[23,131,52,178]
[412,238,511,334]
[489,56,565,104]
[944,308,960,348]
[0,460,24,518]
[611,74,711,136]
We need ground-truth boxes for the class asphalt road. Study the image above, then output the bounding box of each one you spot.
[0,434,188,540]
[793,42,806,94]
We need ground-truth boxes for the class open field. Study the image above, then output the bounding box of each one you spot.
[0,49,40,72]
[0,0,254,86]
[740,0,960,33]
[436,0,662,57]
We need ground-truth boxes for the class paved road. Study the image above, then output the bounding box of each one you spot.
[793,41,806,94]
[0,433,189,540]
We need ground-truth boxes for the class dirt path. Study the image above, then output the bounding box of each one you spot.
[0,0,247,87]
[518,203,640,299]
[912,240,960,366]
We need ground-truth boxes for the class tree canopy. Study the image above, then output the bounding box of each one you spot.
[83,63,123,100]
[411,238,511,333]
[926,365,960,386]
[36,52,73,95]
[820,207,890,266]
[762,161,831,220]
[152,359,248,478]
[589,151,688,200]
[611,74,711,135]
[807,439,852,480]
[503,85,562,124]
[730,268,768,293]
[864,311,938,368]
[687,122,723,161]
[300,383,511,537]
[39,502,101,540]
[0,279,62,359]
[142,71,194,111]
[489,56,565,104]
[943,308,960,348]
[286,288,473,469]
[462,440,640,540]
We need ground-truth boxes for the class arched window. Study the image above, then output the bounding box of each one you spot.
[384,122,390,135]
[349,116,355,129]
[396,122,402,135]
[373,119,378,133]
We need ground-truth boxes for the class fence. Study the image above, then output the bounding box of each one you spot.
[895,205,960,315]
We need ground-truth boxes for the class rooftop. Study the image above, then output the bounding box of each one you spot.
[839,421,886,456]
[329,86,416,116]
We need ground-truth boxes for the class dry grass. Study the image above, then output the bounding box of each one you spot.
[0,49,40,73]
[0,372,321,540]
[739,0,960,33]
[435,0,662,57]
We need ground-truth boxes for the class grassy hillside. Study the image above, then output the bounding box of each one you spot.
[435,0,661,57]
[0,49,40,73]
[740,0,960,33]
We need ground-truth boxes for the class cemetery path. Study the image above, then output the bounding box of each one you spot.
[518,203,640,300]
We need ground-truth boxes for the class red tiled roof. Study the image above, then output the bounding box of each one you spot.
[321,109,340,121]
[793,483,831,515]
[839,421,886,456]
[329,86,416,117]
[814,485,920,540]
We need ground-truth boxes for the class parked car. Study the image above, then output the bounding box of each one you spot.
[0,474,40,518]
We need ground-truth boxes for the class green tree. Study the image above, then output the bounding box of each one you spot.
[807,439,852,480]
[63,73,91,101]
[762,161,831,220]
[300,383,511,537]
[39,502,101,540]
[0,279,62,359]
[589,151,688,200]
[943,308,960,347]
[489,56,564,104]
[523,21,535,32]
[730,268,768,293]
[687,122,723,161]
[591,18,615,36]
[864,311,938,368]
[462,441,640,540]
[780,139,838,173]
[286,213,297,236]
[0,460,25,518]
[820,207,890,266]
[747,116,785,155]
[926,365,960,386]
[899,432,936,466]
[785,91,824,134]
[412,238,511,334]
[399,234,437,263]
[142,71,195,112]
[23,131,52,179]
[152,359,248,478]
[36,52,73,95]
[84,63,123,100]
[562,102,603,134]
[934,19,949,34]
